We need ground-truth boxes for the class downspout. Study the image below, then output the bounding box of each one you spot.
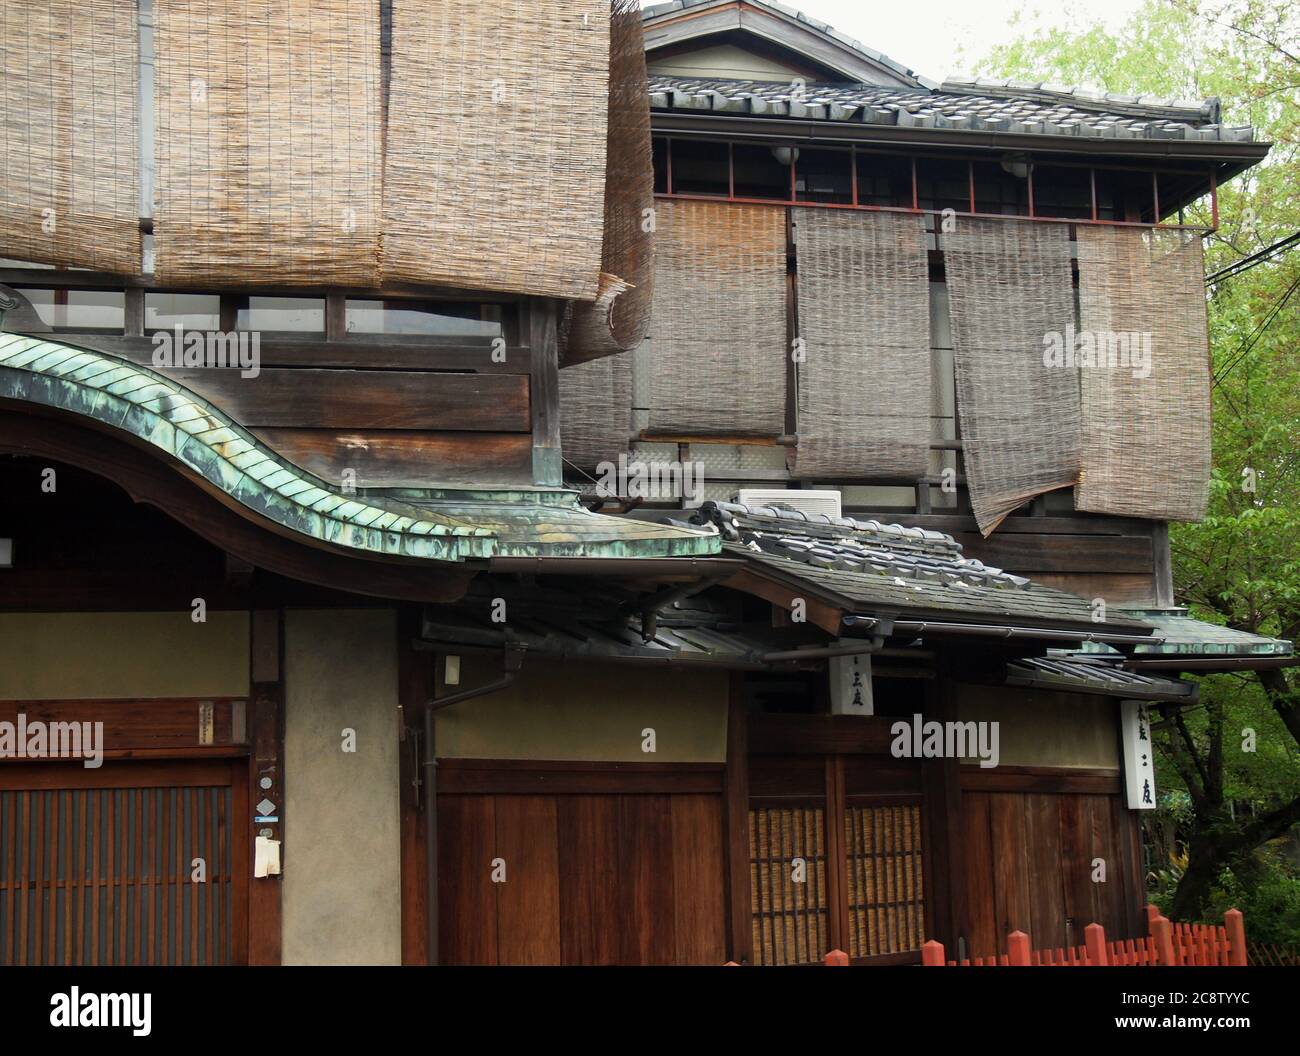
[423,644,525,965]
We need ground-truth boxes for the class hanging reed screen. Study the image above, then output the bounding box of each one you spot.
[945,219,1080,534]
[383,0,609,299]
[559,352,633,471]
[844,801,926,958]
[152,0,382,286]
[647,200,788,436]
[792,209,931,478]
[0,780,238,966]
[1074,226,1212,521]
[561,0,654,364]
[0,0,140,272]
[749,804,830,966]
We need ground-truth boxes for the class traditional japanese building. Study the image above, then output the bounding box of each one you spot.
[0,0,1288,966]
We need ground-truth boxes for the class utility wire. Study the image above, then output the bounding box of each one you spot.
[1211,271,1300,390]
[1206,230,1300,286]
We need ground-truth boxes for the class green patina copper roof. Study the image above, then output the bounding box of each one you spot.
[1085,609,1295,658]
[0,332,719,563]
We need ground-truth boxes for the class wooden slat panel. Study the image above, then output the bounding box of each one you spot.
[1025,793,1067,948]
[989,793,1030,939]
[251,429,534,488]
[950,532,1152,575]
[159,369,529,431]
[557,795,621,966]
[960,791,997,958]
[670,795,726,965]
[494,796,560,965]
[436,795,497,965]
[618,795,676,965]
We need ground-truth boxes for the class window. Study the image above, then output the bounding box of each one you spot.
[236,297,324,333]
[797,148,853,205]
[917,157,970,214]
[972,160,1029,216]
[1032,164,1094,220]
[652,136,668,194]
[145,293,219,331]
[856,153,913,208]
[17,289,125,332]
[344,299,502,337]
[732,143,792,201]
[667,138,729,196]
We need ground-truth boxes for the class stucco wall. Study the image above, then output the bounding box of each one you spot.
[434,657,728,762]
[956,684,1121,769]
[0,611,249,699]
[282,608,401,966]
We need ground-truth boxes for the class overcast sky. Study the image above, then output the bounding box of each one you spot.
[647,0,1149,83]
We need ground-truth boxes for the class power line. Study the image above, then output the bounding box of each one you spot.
[1211,271,1300,389]
[1206,230,1300,286]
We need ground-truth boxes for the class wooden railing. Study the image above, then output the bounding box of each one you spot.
[799,906,1248,966]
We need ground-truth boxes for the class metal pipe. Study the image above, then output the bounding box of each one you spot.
[845,614,1162,645]
[761,636,885,663]
[423,645,525,964]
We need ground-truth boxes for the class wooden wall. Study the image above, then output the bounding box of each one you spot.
[958,776,1144,960]
[437,762,727,965]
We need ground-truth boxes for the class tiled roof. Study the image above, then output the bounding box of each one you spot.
[649,74,1256,143]
[1006,655,1197,702]
[692,500,1152,634]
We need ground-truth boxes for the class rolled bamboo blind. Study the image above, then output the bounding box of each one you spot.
[383,0,609,299]
[0,0,140,273]
[152,0,382,286]
[1074,226,1211,521]
[792,209,931,479]
[945,219,1080,535]
[559,352,633,471]
[646,200,788,436]
[561,0,654,365]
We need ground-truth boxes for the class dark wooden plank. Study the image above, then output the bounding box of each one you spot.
[748,714,897,756]
[397,608,430,966]
[950,532,1153,574]
[0,699,247,754]
[723,675,752,964]
[618,794,676,965]
[437,795,497,965]
[1058,793,1095,947]
[557,795,621,965]
[55,333,531,374]
[153,368,530,431]
[528,298,561,485]
[989,792,1031,939]
[435,761,723,796]
[1025,793,1067,949]
[960,790,998,959]
[251,428,534,488]
[246,677,282,967]
[671,795,728,965]
[494,796,561,965]
[960,765,1122,795]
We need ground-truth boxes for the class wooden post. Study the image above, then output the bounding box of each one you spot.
[1085,923,1108,965]
[1224,909,1246,966]
[1007,930,1031,966]
[722,673,753,965]
[1153,915,1175,966]
[824,949,849,966]
[1146,903,1161,933]
[527,297,562,486]
[247,608,283,966]
[922,940,945,966]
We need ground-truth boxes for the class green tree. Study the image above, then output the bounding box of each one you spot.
[973,0,1300,924]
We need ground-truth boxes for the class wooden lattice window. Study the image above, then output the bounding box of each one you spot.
[749,805,830,965]
[844,801,926,958]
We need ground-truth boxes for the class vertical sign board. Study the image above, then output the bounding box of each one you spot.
[829,648,873,716]
[1121,700,1157,810]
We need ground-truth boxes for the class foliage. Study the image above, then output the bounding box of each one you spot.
[973,0,1300,933]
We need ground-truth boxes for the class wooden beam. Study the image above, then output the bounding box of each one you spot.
[398,606,430,966]
[528,298,562,486]
[247,609,283,966]
[921,661,965,952]
[723,673,752,964]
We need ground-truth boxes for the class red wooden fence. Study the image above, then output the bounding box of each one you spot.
[813,906,1247,966]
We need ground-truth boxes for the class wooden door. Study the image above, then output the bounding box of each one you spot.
[0,759,248,965]
[436,762,727,965]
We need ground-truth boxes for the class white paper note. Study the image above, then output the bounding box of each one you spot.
[255,835,282,877]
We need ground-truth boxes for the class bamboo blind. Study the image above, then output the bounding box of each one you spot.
[792,209,931,479]
[1075,226,1212,521]
[844,802,926,958]
[945,219,1081,534]
[152,0,382,286]
[647,200,788,436]
[559,351,633,471]
[561,0,654,365]
[383,0,609,299]
[0,786,234,966]
[0,0,140,272]
[749,805,830,966]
